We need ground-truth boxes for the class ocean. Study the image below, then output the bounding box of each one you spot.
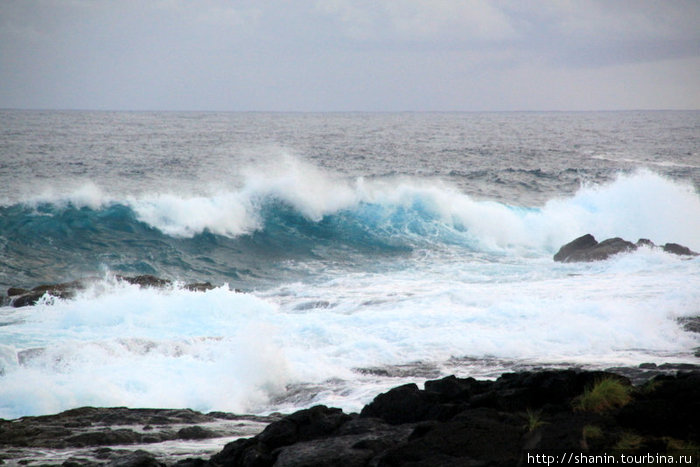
[1,110,699,420]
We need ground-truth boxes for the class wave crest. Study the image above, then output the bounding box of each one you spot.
[4,161,700,254]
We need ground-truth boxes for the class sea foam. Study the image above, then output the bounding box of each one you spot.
[1,248,698,419]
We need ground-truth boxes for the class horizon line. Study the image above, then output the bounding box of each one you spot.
[1,107,699,113]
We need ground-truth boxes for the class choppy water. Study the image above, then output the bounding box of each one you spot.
[1,110,699,419]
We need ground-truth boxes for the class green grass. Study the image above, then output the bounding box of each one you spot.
[581,424,604,451]
[523,409,547,432]
[573,377,632,413]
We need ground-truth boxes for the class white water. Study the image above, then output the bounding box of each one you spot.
[1,247,698,420]
[1,169,699,420]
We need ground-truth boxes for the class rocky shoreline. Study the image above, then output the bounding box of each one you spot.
[1,366,699,466]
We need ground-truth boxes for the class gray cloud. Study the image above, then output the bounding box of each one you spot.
[0,0,698,110]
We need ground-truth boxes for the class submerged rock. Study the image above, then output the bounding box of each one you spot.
[554,234,698,262]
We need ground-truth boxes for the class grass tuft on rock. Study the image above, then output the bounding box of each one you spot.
[523,409,547,432]
[573,377,632,413]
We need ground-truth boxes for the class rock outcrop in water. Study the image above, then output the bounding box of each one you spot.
[553,234,698,262]
[1,368,698,466]
[5,280,87,308]
[4,275,216,308]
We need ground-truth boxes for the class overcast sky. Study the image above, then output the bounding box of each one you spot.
[1,0,698,111]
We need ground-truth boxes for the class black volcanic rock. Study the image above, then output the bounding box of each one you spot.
[360,383,443,424]
[202,369,699,467]
[6,275,221,308]
[116,274,173,288]
[106,450,165,467]
[663,242,699,256]
[617,371,700,440]
[553,233,598,262]
[554,234,697,262]
[184,282,216,292]
[554,234,636,262]
[177,426,218,440]
[2,370,699,466]
[7,280,86,307]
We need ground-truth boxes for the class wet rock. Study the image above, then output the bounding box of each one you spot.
[116,274,172,288]
[8,280,86,307]
[64,428,144,447]
[183,282,215,292]
[62,457,97,466]
[679,316,700,333]
[0,407,228,450]
[210,405,352,466]
[663,242,699,256]
[106,450,164,467]
[7,287,29,296]
[636,238,655,247]
[360,383,443,424]
[554,234,697,262]
[6,275,222,307]
[553,233,598,262]
[177,426,217,440]
[554,234,636,262]
[173,459,208,467]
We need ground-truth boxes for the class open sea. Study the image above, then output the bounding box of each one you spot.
[1,110,699,420]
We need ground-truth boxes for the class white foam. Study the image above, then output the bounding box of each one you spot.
[540,170,700,251]
[129,192,259,237]
[0,285,291,419]
[1,249,698,419]
[23,181,113,210]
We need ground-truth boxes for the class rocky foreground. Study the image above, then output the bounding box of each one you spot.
[2,367,699,466]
